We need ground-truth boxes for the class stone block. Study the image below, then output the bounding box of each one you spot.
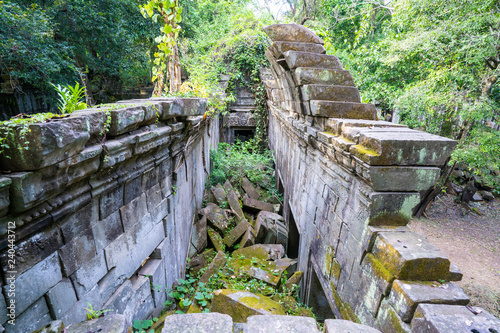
[103,280,134,314]
[124,176,142,205]
[0,225,63,276]
[350,128,457,166]
[284,51,342,70]
[301,85,361,103]
[324,319,382,333]
[263,24,324,44]
[6,297,51,333]
[108,106,145,136]
[376,298,411,333]
[92,211,124,253]
[223,220,250,247]
[30,320,65,333]
[104,226,135,270]
[211,185,227,206]
[243,196,274,212]
[58,227,96,276]
[293,68,355,86]
[101,136,135,169]
[223,180,239,198]
[372,231,450,281]
[191,216,207,253]
[227,189,244,221]
[210,290,285,323]
[61,285,102,326]
[239,227,255,248]
[66,314,127,333]
[270,42,326,59]
[100,185,123,220]
[326,118,406,136]
[6,251,62,315]
[368,167,441,192]
[66,145,102,184]
[447,263,463,281]
[46,278,78,319]
[119,193,149,230]
[0,116,90,171]
[199,251,227,283]
[150,97,207,117]
[0,178,11,218]
[233,244,285,261]
[139,258,166,308]
[200,203,229,233]
[411,304,500,333]
[242,177,260,200]
[368,192,421,226]
[309,101,377,119]
[246,315,320,333]
[161,313,233,333]
[71,251,108,298]
[0,291,7,325]
[388,280,469,322]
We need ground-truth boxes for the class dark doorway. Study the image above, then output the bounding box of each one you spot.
[234,129,254,142]
[307,267,335,322]
[287,209,300,259]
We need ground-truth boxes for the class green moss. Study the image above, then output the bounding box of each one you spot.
[364,253,394,284]
[368,211,411,226]
[352,144,379,157]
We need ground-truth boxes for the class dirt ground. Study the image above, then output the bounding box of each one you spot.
[409,195,500,317]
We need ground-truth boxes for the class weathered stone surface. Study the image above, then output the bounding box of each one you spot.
[324,319,382,333]
[161,313,233,333]
[223,219,251,247]
[368,167,441,192]
[388,280,469,322]
[0,117,90,171]
[211,185,227,207]
[327,118,406,136]
[372,232,450,281]
[301,85,361,103]
[0,292,7,325]
[108,106,145,136]
[66,314,127,333]
[61,285,102,326]
[199,251,227,283]
[71,251,108,298]
[211,290,286,322]
[59,228,96,276]
[6,252,62,315]
[350,128,457,166]
[92,211,124,253]
[368,192,421,226]
[285,271,304,290]
[294,68,355,86]
[284,51,342,70]
[223,180,239,198]
[150,97,207,117]
[191,215,207,254]
[246,315,320,333]
[376,298,411,333]
[411,304,500,333]
[242,177,260,200]
[233,244,285,261]
[8,297,51,333]
[208,227,225,252]
[31,320,65,333]
[243,196,275,212]
[45,278,77,319]
[200,203,229,233]
[227,189,244,221]
[254,211,287,245]
[239,227,255,249]
[139,258,166,308]
[188,249,215,276]
[270,41,326,59]
[447,263,463,281]
[0,178,11,217]
[264,24,324,44]
[309,101,377,119]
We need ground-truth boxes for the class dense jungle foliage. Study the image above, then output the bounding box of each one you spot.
[1,0,499,192]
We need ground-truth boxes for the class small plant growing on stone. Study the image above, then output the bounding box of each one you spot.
[132,318,155,333]
[84,302,113,320]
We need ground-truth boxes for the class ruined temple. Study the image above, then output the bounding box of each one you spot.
[0,24,499,333]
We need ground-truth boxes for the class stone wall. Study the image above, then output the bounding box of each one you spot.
[262,24,500,332]
[0,98,218,333]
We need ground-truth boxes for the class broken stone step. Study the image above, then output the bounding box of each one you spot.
[269,41,326,59]
[210,290,286,323]
[223,220,251,247]
[387,280,469,323]
[161,313,233,333]
[243,196,275,213]
[263,23,324,44]
[301,85,361,103]
[326,118,407,136]
[293,67,355,86]
[283,51,343,70]
[245,315,320,333]
[309,100,377,119]
[349,128,457,166]
[411,304,500,333]
[372,231,451,281]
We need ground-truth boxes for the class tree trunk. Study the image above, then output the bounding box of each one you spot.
[169,44,182,93]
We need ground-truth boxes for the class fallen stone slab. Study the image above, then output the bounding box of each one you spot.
[223,220,251,247]
[243,196,275,213]
[285,271,304,290]
[161,313,233,333]
[227,189,245,221]
[199,251,227,283]
[242,177,260,200]
[388,280,469,323]
[210,290,286,323]
[239,227,255,249]
[223,180,240,198]
[188,249,215,276]
[211,185,227,207]
[66,314,127,333]
[263,24,324,44]
[233,244,285,261]
[245,315,320,333]
[372,231,450,281]
[254,211,287,246]
[324,319,382,333]
[200,203,229,233]
[411,304,500,333]
[208,227,225,252]
[190,215,207,255]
